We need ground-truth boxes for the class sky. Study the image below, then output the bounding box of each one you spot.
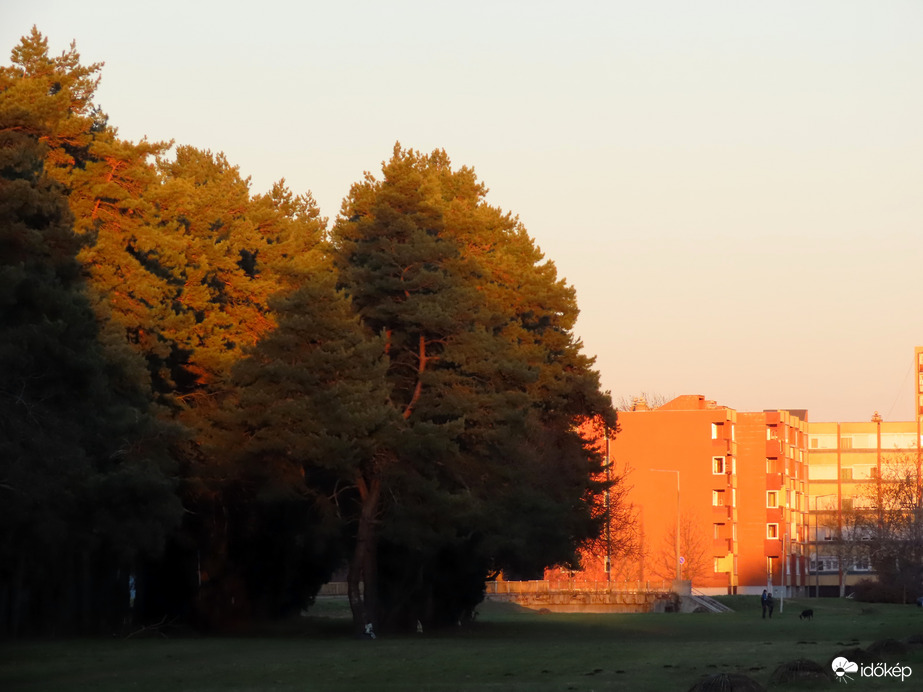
[3,1,922,422]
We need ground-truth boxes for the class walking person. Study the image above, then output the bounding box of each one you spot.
[767,591,775,619]
[761,589,768,619]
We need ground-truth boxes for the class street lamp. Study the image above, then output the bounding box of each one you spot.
[652,469,681,583]
[872,411,883,530]
[604,428,611,583]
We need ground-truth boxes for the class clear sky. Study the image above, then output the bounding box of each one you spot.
[4,1,921,422]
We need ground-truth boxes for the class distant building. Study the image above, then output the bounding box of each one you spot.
[806,417,921,596]
[566,395,808,596]
[550,347,922,597]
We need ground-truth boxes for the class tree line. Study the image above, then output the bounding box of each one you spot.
[0,29,623,636]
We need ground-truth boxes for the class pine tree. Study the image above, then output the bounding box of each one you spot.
[330,145,616,631]
[0,76,180,635]
[211,254,395,623]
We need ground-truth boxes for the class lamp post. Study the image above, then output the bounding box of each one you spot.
[652,469,681,583]
[813,493,837,598]
[872,411,883,530]
[604,428,611,583]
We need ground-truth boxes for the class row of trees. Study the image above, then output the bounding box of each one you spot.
[0,29,623,636]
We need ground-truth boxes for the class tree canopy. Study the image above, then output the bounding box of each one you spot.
[0,30,619,636]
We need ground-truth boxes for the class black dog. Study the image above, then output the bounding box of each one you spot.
[799,608,814,620]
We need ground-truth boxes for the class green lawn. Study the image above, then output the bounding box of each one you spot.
[3,596,923,691]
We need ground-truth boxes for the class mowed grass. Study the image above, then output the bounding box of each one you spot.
[3,596,923,691]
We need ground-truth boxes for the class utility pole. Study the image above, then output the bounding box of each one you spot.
[605,428,611,583]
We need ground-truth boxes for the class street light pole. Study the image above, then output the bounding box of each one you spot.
[605,428,611,582]
[652,469,681,583]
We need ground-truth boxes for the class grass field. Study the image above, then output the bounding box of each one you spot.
[3,596,923,691]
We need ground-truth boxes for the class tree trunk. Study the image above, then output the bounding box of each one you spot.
[348,473,381,636]
[7,554,26,637]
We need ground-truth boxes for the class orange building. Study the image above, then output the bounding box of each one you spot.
[551,395,810,596]
[547,348,923,598]
[735,409,809,595]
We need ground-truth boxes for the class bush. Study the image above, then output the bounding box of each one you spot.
[850,579,907,603]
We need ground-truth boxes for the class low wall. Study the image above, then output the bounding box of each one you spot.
[317,580,676,613]
[484,581,673,613]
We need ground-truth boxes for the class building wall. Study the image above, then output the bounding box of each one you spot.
[551,396,811,595]
[546,347,923,597]
[806,418,922,594]
[592,396,739,592]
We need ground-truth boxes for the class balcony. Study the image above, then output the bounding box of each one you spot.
[712,538,731,556]
[766,439,783,458]
[712,504,732,521]
[764,538,783,557]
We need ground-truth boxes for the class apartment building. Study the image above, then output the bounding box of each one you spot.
[736,409,809,595]
[560,395,809,596]
[548,347,923,597]
[806,417,922,595]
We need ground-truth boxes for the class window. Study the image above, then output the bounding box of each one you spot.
[767,523,779,539]
[713,490,725,506]
[713,557,720,573]
[869,466,879,479]
[842,498,854,512]
[840,467,853,481]
[713,523,722,539]
[711,423,718,440]
[766,491,778,508]
[713,456,726,474]
[840,437,853,450]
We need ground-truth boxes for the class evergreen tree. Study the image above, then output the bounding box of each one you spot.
[0,72,180,635]
[330,145,616,631]
[213,255,395,624]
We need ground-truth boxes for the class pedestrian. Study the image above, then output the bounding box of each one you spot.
[767,591,775,619]
[761,589,768,619]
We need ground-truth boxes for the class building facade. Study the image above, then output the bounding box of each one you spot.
[548,348,923,597]
[553,395,810,596]
[806,417,922,595]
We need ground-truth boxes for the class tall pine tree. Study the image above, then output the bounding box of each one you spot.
[0,55,180,635]
[330,145,616,631]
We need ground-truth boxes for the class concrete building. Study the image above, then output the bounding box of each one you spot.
[549,347,923,597]
[554,395,810,596]
[806,417,922,595]
[736,409,809,595]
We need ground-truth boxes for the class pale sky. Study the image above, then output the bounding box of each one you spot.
[4,1,921,422]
